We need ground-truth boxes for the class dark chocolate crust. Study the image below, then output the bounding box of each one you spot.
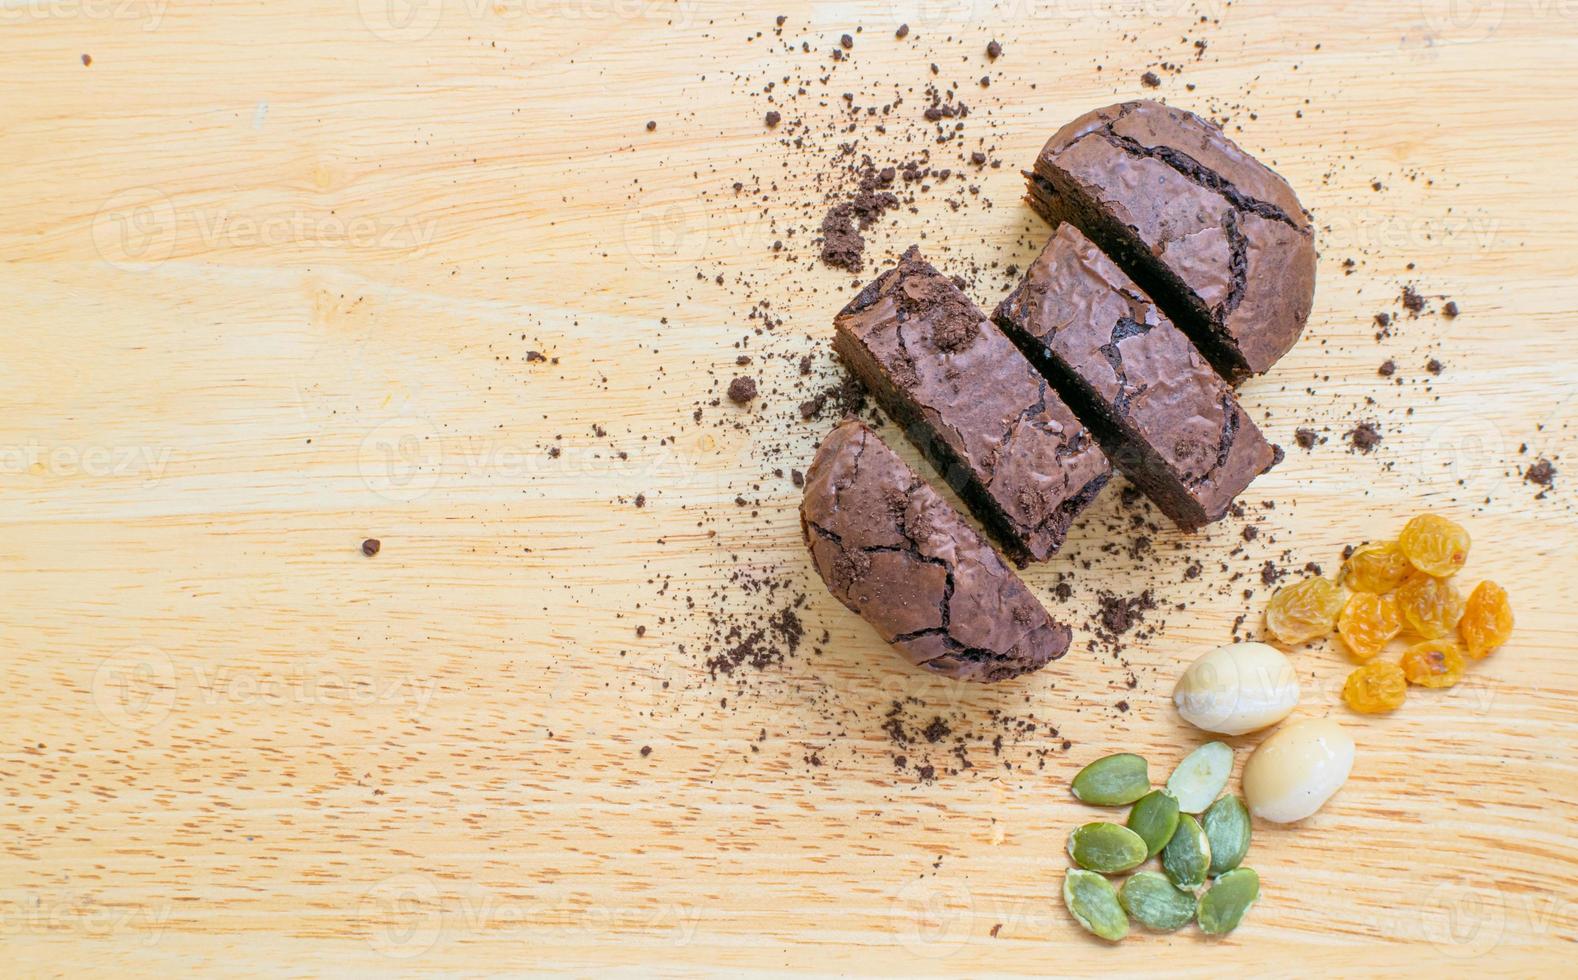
[800,419,1071,681]
[995,224,1280,530]
[833,246,1110,564]
[1026,100,1316,383]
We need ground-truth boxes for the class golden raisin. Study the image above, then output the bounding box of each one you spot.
[1459,580,1514,659]
[1343,661,1407,714]
[1399,513,1470,578]
[1400,639,1467,688]
[1341,540,1413,594]
[1337,592,1403,662]
[1396,573,1465,639]
[1265,577,1347,645]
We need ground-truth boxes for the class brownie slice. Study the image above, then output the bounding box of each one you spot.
[833,246,1110,564]
[995,224,1281,530]
[800,419,1071,682]
[1026,100,1316,383]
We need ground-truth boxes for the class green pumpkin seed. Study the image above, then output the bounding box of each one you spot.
[1118,871,1198,932]
[1125,789,1181,859]
[1166,741,1233,813]
[1202,795,1252,875]
[1062,868,1128,942]
[1161,813,1212,890]
[1067,822,1148,873]
[1197,867,1260,935]
[1071,753,1150,806]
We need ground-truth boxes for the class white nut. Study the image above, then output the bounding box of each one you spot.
[1172,642,1300,735]
[1242,718,1355,823]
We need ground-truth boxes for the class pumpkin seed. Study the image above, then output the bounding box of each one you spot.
[1067,822,1148,873]
[1197,867,1260,935]
[1071,753,1150,806]
[1118,871,1198,932]
[1125,789,1180,859]
[1161,813,1212,890]
[1166,741,1234,813]
[1062,868,1129,942]
[1202,795,1252,875]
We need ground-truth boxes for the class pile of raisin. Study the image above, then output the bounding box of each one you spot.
[1263,513,1514,715]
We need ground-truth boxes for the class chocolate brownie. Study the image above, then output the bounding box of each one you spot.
[833,247,1110,564]
[995,224,1280,530]
[1026,100,1316,383]
[800,419,1071,682]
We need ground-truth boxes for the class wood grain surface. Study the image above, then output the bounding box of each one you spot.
[2,0,1576,975]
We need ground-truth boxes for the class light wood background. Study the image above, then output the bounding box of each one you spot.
[2,1,1575,975]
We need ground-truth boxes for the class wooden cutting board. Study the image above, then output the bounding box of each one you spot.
[2,1,1574,975]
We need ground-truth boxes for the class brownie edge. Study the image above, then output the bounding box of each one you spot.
[833,246,1110,564]
[800,419,1071,682]
[1027,100,1316,383]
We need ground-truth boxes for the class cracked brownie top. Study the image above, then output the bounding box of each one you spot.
[799,419,1070,682]
[1031,100,1316,380]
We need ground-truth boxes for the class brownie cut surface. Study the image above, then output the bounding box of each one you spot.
[1026,100,1316,383]
[800,419,1072,682]
[995,224,1281,530]
[833,246,1110,564]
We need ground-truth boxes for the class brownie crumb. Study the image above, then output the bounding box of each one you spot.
[1140,71,1161,87]
[1348,422,1383,453]
[1426,358,1444,376]
[639,745,652,757]
[1442,301,1460,318]
[819,206,865,271]
[1402,285,1426,316]
[634,493,647,508]
[1098,590,1155,635]
[765,110,781,128]
[923,717,951,743]
[1526,458,1556,487]
[361,538,380,557]
[727,376,758,404]
[895,23,909,39]
[82,54,92,67]
[645,120,656,132]
[1294,427,1319,450]
[1378,359,1396,377]
[840,33,853,50]
[986,40,1002,60]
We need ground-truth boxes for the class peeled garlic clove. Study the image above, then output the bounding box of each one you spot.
[1243,717,1354,823]
[1172,642,1299,735]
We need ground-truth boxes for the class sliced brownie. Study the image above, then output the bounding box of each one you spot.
[995,224,1281,531]
[800,418,1071,682]
[833,246,1110,564]
[1026,100,1316,383]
